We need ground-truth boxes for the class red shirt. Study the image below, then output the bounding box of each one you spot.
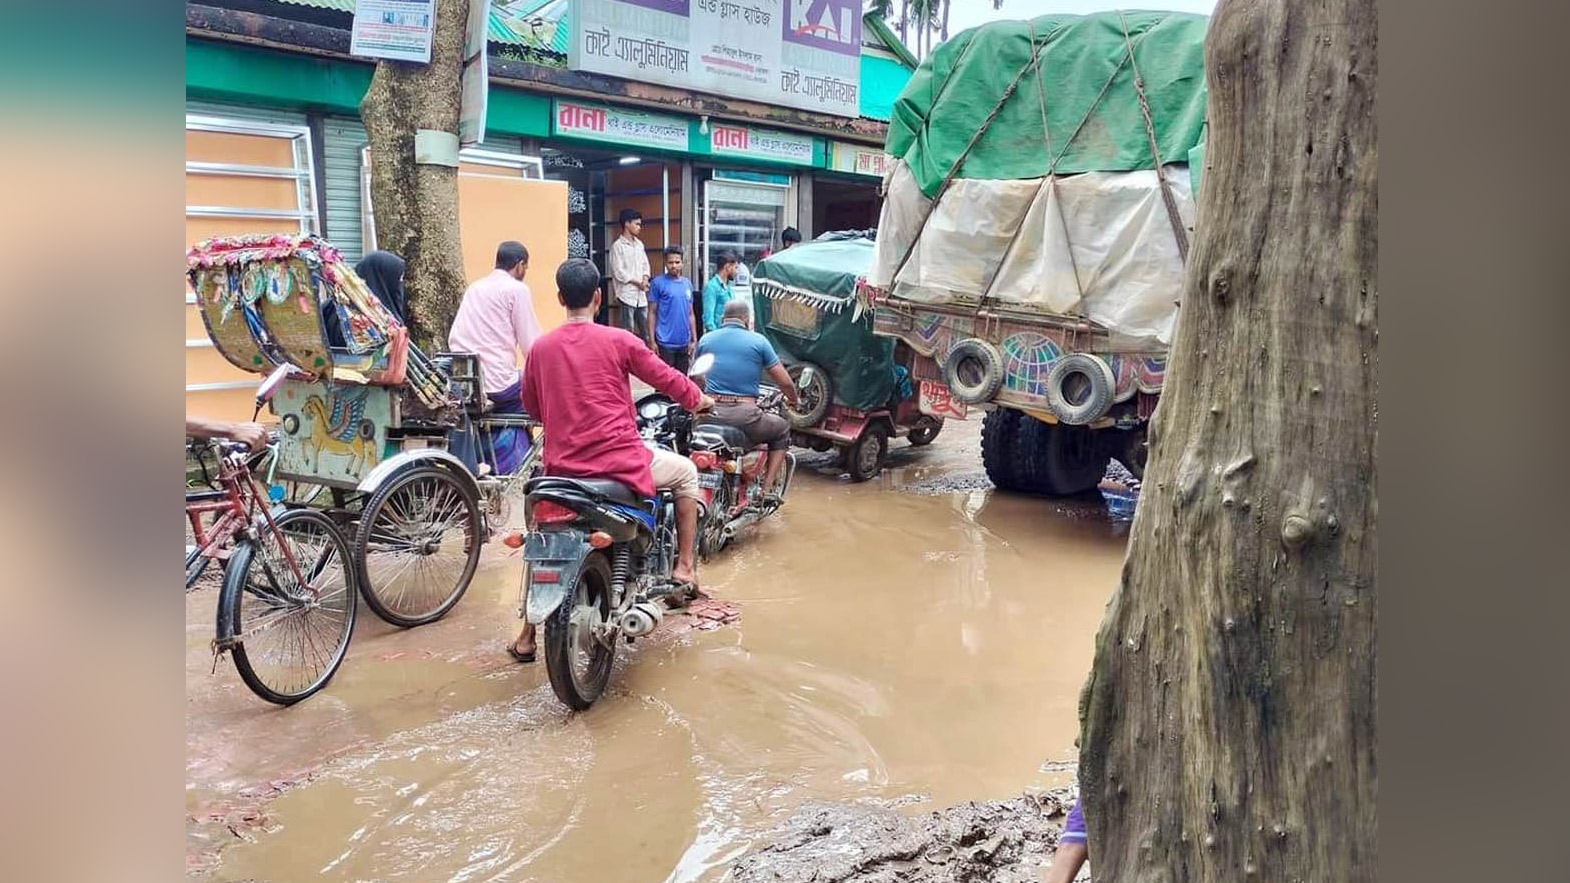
[520,320,703,498]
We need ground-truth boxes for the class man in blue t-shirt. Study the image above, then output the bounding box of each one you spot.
[648,245,697,372]
[695,299,800,502]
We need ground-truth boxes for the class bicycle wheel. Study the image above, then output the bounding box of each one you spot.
[218,508,356,705]
[355,465,482,627]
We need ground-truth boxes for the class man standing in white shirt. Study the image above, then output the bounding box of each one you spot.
[608,208,653,348]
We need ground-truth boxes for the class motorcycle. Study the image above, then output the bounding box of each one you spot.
[518,354,714,710]
[635,384,796,560]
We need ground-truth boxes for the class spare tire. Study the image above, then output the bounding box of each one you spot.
[1045,354,1116,425]
[785,362,832,429]
[943,338,1006,405]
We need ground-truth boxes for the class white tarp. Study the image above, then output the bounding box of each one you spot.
[870,159,1194,349]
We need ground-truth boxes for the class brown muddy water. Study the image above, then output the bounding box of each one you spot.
[185,419,1129,882]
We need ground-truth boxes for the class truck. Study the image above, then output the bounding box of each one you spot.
[863,10,1209,495]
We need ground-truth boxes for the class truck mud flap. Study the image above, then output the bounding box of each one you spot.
[522,529,589,625]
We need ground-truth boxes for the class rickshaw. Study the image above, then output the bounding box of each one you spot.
[186,233,539,628]
[750,233,943,482]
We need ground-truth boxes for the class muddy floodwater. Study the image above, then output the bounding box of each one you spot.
[185,419,1128,882]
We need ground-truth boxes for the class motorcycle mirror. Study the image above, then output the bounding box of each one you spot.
[689,352,716,377]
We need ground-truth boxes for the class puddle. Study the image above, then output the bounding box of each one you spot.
[187,417,1128,882]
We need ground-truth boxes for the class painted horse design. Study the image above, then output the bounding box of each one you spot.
[301,392,376,474]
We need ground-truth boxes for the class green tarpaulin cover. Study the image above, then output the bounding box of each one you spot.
[752,238,897,413]
[885,10,1209,198]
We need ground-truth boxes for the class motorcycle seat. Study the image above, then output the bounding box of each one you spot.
[693,420,753,451]
[524,476,644,508]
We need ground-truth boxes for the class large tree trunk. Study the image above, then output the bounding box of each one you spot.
[360,0,470,352]
[1078,1,1377,881]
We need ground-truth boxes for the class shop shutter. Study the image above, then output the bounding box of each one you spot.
[322,115,367,263]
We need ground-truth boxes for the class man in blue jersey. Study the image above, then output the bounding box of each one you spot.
[647,245,697,372]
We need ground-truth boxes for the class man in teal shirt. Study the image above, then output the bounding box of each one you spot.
[701,251,739,332]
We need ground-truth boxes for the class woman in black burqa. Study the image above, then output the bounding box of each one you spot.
[324,250,408,347]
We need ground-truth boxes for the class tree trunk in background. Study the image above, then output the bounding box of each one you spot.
[899,0,908,45]
[1078,1,1377,881]
[360,0,469,352]
[941,0,950,43]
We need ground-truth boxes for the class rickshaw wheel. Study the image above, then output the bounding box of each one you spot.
[354,465,482,627]
[846,425,889,483]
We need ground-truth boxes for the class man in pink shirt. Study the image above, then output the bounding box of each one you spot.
[448,241,544,475]
[507,258,715,663]
[448,241,544,409]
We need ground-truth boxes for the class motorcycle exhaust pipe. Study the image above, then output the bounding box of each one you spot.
[619,601,665,638]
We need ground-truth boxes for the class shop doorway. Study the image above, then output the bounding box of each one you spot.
[541,146,682,326]
[812,174,882,236]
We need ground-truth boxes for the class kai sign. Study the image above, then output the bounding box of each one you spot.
[571,0,863,118]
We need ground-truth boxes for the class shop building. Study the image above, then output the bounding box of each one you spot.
[184,0,913,418]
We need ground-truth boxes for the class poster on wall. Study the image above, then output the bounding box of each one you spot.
[350,0,436,63]
[459,0,491,146]
[570,0,863,119]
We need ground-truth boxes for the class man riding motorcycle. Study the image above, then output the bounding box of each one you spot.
[693,299,801,503]
[506,258,716,663]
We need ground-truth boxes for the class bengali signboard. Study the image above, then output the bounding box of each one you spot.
[709,123,815,165]
[553,100,692,152]
[350,0,435,63]
[571,0,862,119]
[828,141,891,178]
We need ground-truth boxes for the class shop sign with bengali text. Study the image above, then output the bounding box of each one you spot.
[570,0,863,119]
[553,100,692,152]
[708,123,815,166]
[829,141,891,178]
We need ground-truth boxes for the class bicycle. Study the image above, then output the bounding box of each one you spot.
[185,438,357,705]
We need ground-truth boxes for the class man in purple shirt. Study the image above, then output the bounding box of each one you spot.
[1042,796,1089,883]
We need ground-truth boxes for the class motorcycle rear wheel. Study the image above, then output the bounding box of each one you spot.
[699,482,732,560]
[544,551,617,711]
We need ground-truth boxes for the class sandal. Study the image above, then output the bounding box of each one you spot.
[506,641,536,664]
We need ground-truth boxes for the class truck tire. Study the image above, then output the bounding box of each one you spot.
[980,408,1024,491]
[943,339,1006,405]
[1044,354,1117,425]
[1036,422,1110,495]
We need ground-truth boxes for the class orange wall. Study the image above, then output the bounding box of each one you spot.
[456,173,569,360]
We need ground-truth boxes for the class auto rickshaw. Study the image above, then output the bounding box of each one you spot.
[750,233,944,482]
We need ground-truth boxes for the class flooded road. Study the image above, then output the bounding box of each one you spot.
[186,418,1129,882]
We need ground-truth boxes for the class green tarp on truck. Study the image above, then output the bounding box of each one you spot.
[885,10,1209,198]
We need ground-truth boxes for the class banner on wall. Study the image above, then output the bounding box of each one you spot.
[553,100,692,152]
[459,0,492,146]
[570,0,863,119]
[350,0,435,63]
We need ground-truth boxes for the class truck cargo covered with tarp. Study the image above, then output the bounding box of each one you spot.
[752,237,897,413]
[868,11,1208,351]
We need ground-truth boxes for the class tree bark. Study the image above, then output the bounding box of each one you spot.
[359,0,470,352]
[1078,1,1376,881]
[940,0,949,43]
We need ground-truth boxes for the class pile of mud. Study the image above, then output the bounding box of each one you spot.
[729,788,1078,883]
